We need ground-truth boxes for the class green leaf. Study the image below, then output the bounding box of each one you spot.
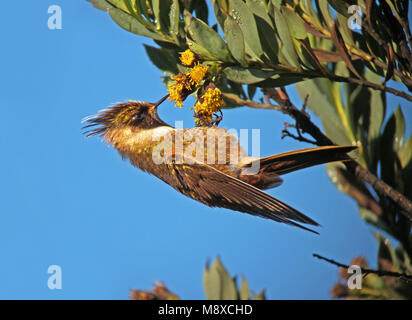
[239,277,250,300]
[203,259,221,300]
[229,0,264,61]
[135,0,151,22]
[393,106,406,151]
[144,45,179,75]
[297,38,322,70]
[273,6,300,68]
[337,12,355,46]
[283,8,307,40]
[253,289,266,300]
[213,0,228,31]
[380,111,398,187]
[187,38,218,60]
[152,0,171,32]
[358,206,392,235]
[88,0,114,11]
[107,0,132,13]
[132,0,157,29]
[224,66,277,84]
[316,0,335,27]
[395,244,412,274]
[362,273,385,292]
[216,0,229,14]
[375,233,399,270]
[254,15,279,65]
[169,0,181,44]
[125,0,140,16]
[257,74,305,87]
[224,16,247,66]
[296,79,351,145]
[363,71,385,171]
[108,7,165,41]
[203,258,238,300]
[398,134,412,169]
[346,69,384,171]
[330,23,361,79]
[271,0,282,9]
[302,0,322,27]
[366,71,385,143]
[246,0,273,26]
[188,17,232,61]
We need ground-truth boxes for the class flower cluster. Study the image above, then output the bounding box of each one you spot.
[193,88,225,126]
[168,50,224,126]
[168,49,209,109]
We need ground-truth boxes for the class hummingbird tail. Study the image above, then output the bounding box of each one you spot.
[257,145,357,176]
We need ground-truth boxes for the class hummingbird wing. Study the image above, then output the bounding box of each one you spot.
[164,155,319,233]
[242,145,357,176]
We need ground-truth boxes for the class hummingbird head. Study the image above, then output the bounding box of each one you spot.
[82,99,169,138]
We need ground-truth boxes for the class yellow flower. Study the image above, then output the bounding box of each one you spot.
[180,49,196,66]
[167,73,193,108]
[188,63,208,85]
[193,88,225,126]
[195,88,225,113]
[194,117,206,127]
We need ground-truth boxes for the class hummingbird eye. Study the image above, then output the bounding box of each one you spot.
[131,111,144,121]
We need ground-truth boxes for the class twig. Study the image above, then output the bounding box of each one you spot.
[262,88,335,145]
[281,126,317,145]
[348,162,412,219]
[328,74,412,103]
[282,119,317,145]
[222,93,281,110]
[313,253,412,282]
[262,87,412,220]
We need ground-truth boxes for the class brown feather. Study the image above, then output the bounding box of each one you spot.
[163,154,319,233]
[249,145,356,176]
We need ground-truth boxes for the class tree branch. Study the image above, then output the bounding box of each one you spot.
[222,93,281,111]
[313,253,412,282]
[328,74,412,102]
[282,124,318,145]
[259,87,412,220]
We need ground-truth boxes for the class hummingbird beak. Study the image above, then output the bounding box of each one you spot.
[153,94,170,109]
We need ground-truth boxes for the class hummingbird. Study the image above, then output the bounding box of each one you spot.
[83,98,356,233]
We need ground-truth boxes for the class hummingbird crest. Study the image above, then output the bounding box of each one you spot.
[82,101,169,140]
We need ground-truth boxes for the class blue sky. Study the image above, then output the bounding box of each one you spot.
[0,1,411,299]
